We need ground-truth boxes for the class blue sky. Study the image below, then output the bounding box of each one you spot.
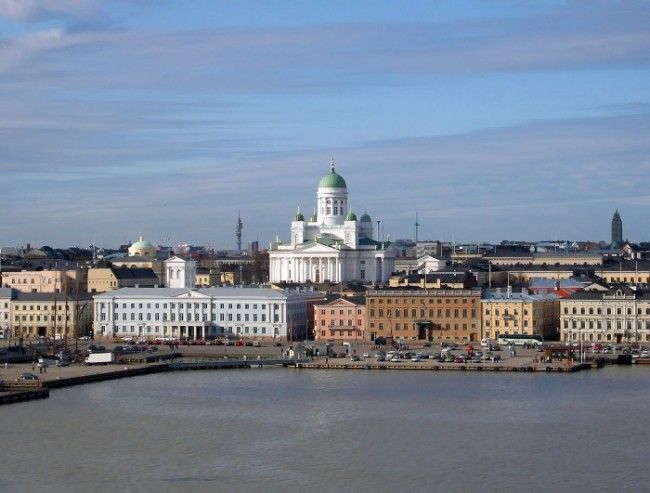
[0,0,649,249]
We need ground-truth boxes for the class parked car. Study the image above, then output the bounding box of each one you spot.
[375,352,386,362]
[235,341,244,347]
[350,354,361,361]
[56,359,70,367]
[362,352,370,358]
[20,372,39,380]
[411,356,421,362]
[253,341,261,347]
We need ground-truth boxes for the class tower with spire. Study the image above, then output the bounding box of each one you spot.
[611,209,623,247]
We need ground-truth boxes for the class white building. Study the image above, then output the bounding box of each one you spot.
[269,161,396,283]
[164,256,196,289]
[0,288,13,338]
[93,286,325,341]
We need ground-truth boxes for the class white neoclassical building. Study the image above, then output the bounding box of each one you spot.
[93,286,324,340]
[269,162,396,284]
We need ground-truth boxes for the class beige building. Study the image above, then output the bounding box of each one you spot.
[1,269,86,294]
[195,269,220,288]
[87,267,159,293]
[11,292,94,338]
[560,286,650,344]
[482,289,560,341]
[594,262,650,285]
[487,252,603,267]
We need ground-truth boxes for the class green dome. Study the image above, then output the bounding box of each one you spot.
[310,210,318,222]
[318,167,347,189]
[360,213,372,222]
[293,211,305,221]
[345,211,357,221]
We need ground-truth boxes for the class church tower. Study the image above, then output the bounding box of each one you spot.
[611,210,623,246]
[316,159,348,227]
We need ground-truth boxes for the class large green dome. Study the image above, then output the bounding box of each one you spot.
[318,163,347,189]
[360,213,372,222]
[345,211,357,221]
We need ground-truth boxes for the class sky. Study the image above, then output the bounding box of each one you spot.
[0,0,649,249]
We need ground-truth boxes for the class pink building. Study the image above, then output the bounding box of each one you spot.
[313,296,365,341]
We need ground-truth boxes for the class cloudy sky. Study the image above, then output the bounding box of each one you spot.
[1,0,649,249]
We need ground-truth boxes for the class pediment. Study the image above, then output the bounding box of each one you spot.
[296,242,339,253]
[173,290,211,299]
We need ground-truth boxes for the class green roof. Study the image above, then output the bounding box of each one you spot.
[318,169,347,189]
[310,210,318,222]
[293,211,305,221]
[345,211,357,221]
[360,213,372,222]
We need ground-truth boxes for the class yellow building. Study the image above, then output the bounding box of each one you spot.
[481,288,560,341]
[87,267,159,293]
[11,292,94,338]
[594,262,650,285]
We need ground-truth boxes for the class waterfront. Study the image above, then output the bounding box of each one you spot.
[1,367,649,492]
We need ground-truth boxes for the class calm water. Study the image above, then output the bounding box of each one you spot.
[1,367,649,492]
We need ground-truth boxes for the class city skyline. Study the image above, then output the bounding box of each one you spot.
[1,1,649,248]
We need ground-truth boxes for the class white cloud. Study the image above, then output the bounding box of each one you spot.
[0,0,101,21]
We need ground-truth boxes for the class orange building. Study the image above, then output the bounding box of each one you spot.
[313,296,365,341]
[366,289,482,342]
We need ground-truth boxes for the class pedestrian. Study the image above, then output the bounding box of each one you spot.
[325,357,328,365]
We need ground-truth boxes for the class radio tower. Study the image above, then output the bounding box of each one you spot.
[415,212,420,243]
[236,211,243,252]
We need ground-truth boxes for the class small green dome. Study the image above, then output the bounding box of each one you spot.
[345,211,357,221]
[360,213,372,222]
[318,162,347,189]
[293,211,305,221]
[310,210,318,222]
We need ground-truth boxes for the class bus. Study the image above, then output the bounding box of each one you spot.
[496,334,544,347]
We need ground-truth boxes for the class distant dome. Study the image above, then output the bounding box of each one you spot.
[360,213,372,222]
[345,211,357,221]
[318,162,347,189]
[293,211,305,221]
[310,210,318,222]
[128,236,156,259]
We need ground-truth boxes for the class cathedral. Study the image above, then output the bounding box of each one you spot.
[269,162,396,284]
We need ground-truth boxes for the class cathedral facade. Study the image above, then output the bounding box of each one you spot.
[269,162,396,284]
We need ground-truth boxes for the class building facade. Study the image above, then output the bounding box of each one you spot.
[93,286,325,341]
[313,296,366,342]
[10,291,93,338]
[560,286,650,344]
[481,289,560,341]
[365,289,482,342]
[87,267,160,293]
[0,288,12,338]
[1,269,86,294]
[269,162,396,284]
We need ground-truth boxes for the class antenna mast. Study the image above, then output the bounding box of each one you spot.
[415,212,420,244]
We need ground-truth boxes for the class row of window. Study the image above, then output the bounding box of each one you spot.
[369,297,475,305]
[99,312,275,323]
[104,302,274,311]
[369,308,476,318]
[562,306,650,316]
[562,319,650,330]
